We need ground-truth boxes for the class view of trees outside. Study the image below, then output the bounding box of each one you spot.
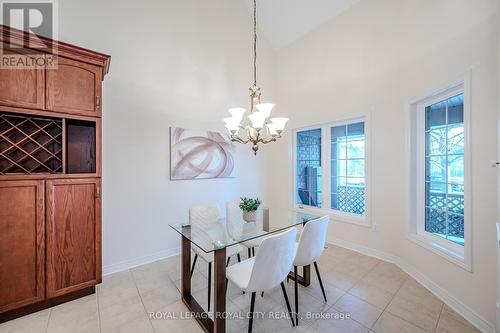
[425,93,465,245]
[331,122,365,214]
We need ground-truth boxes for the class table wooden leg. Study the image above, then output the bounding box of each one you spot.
[302,265,311,287]
[181,236,214,332]
[181,236,191,297]
[213,248,226,333]
[287,264,311,287]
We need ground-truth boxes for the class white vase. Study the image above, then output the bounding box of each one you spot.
[242,210,257,223]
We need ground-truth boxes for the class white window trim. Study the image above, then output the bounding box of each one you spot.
[408,73,472,272]
[291,115,371,227]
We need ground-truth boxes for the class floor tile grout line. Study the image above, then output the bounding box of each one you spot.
[44,308,52,333]
[130,268,164,333]
[433,302,445,333]
[96,286,102,333]
[382,277,445,333]
[368,274,409,331]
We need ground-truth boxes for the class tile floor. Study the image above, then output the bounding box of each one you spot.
[0,245,481,333]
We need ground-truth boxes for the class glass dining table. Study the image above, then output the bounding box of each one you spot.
[169,210,320,333]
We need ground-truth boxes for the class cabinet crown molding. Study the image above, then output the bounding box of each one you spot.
[0,24,111,77]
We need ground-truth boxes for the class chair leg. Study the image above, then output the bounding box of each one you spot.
[280,282,295,327]
[207,262,212,312]
[237,253,241,262]
[248,292,256,333]
[190,254,198,277]
[226,257,231,267]
[314,262,327,302]
[252,247,255,257]
[248,248,252,258]
[294,265,299,325]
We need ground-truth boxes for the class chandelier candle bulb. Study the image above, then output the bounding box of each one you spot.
[248,111,267,129]
[228,107,246,121]
[256,103,275,118]
[270,118,289,132]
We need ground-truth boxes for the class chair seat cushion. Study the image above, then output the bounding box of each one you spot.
[226,257,255,290]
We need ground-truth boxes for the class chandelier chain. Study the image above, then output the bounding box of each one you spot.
[253,0,257,86]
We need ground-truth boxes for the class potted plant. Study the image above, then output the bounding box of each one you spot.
[239,197,261,223]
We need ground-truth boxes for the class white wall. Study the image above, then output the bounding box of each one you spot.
[268,0,498,329]
[56,0,276,274]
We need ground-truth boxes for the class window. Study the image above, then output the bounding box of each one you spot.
[425,94,464,245]
[296,129,322,208]
[331,122,365,214]
[294,118,369,225]
[409,78,470,270]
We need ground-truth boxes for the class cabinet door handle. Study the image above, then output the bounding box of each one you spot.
[96,95,101,109]
[95,188,100,199]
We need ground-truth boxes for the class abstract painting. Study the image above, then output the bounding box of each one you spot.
[170,127,235,180]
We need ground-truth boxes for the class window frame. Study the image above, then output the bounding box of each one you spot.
[409,77,472,271]
[292,116,371,227]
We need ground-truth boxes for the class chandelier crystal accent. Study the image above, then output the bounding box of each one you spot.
[223,0,288,155]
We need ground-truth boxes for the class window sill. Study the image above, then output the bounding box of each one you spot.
[407,233,471,272]
[293,205,371,228]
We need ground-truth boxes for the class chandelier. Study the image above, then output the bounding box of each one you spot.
[223,0,288,155]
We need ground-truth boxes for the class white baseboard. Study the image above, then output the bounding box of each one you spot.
[102,247,181,276]
[327,238,495,333]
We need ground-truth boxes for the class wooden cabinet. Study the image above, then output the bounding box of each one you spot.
[0,44,45,110]
[46,57,102,117]
[45,178,101,298]
[0,25,109,322]
[0,180,45,313]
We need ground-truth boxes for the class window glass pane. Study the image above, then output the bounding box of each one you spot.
[426,156,446,182]
[337,140,347,160]
[425,182,446,210]
[447,94,464,125]
[425,207,447,238]
[346,140,364,159]
[331,125,346,138]
[447,124,464,155]
[447,155,464,184]
[448,213,464,245]
[426,128,447,156]
[296,129,322,208]
[331,192,340,210]
[347,122,364,136]
[334,160,346,177]
[447,194,464,215]
[425,101,446,130]
[448,183,464,195]
[347,160,364,177]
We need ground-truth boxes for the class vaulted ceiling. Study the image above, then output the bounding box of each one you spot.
[242,0,361,49]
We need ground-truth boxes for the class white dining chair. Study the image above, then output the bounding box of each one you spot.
[292,215,329,325]
[226,228,297,333]
[189,204,245,311]
[225,201,265,258]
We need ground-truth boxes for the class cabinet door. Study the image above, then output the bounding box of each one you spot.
[0,44,45,110]
[46,57,102,117]
[46,178,101,298]
[0,180,45,313]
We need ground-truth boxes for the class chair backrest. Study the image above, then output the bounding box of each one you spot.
[189,204,220,229]
[294,215,329,266]
[246,228,297,292]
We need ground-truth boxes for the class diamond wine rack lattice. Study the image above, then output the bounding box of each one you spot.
[0,113,63,174]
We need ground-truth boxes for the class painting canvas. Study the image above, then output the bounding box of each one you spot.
[170,127,235,180]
